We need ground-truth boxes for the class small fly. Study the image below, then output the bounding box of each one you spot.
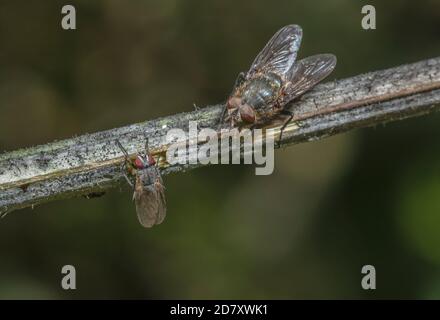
[116,139,166,228]
[220,24,336,138]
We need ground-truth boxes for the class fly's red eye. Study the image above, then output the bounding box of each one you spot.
[239,104,256,123]
[134,157,145,169]
[148,156,156,166]
[227,97,241,109]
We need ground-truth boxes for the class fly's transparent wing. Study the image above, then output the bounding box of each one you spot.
[279,54,336,105]
[247,25,302,79]
[153,178,167,225]
[134,170,166,228]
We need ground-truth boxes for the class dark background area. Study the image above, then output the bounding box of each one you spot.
[0,0,439,299]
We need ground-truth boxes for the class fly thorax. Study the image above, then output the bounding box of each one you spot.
[242,74,282,109]
[138,168,155,187]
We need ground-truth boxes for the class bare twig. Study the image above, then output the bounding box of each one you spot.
[1,57,440,215]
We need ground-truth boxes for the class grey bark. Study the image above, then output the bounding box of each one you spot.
[1,57,440,215]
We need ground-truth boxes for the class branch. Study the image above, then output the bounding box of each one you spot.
[1,57,440,215]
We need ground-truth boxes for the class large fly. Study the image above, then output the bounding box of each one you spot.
[219,24,336,138]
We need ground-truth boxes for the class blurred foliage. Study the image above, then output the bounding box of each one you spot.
[0,0,440,299]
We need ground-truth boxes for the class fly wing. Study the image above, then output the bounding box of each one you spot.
[279,54,336,105]
[133,171,167,228]
[153,178,167,225]
[247,25,302,79]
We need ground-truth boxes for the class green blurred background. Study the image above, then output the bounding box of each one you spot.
[0,0,440,299]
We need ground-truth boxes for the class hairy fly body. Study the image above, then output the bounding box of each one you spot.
[220,24,337,135]
[116,139,166,228]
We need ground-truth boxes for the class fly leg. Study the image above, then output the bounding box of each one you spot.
[234,72,246,88]
[115,139,134,188]
[276,109,304,148]
[277,109,295,148]
[227,109,240,129]
[218,105,228,131]
[218,72,246,131]
[121,162,134,189]
[274,83,302,147]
